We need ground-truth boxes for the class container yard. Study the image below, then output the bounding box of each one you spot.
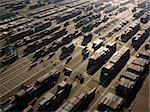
[0,0,149,112]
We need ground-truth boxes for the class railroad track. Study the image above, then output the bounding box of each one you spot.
[87,36,149,112]
[0,7,130,99]
[58,21,149,112]
[0,2,148,109]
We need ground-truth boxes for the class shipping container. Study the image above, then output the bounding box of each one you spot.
[87,42,116,75]
[63,67,72,76]
[132,58,149,73]
[34,21,51,32]
[3,69,60,112]
[56,88,96,112]
[38,83,72,111]
[39,92,55,108]
[116,77,136,98]
[60,44,75,60]
[120,71,139,82]
[1,54,18,66]
[92,39,103,51]
[10,28,33,43]
[120,23,140,42]
[132,27,149,50]
[22,98,37,112]
[100,46,130,86]
[126,64,144,76]
[137,51,150,60]
[140,14,149,24]
[98,92,124,111]
[82,33,93,46]
[133,10,144,20]
[24,28,67,55]
[57,10,82,23]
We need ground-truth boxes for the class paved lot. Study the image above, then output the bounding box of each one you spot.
[0,0,149,111]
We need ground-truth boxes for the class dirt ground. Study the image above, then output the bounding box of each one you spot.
[131,76,149,112]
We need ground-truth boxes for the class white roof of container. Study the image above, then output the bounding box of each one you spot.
[133,30,145,40]
[16,89,26,97]
[119,77,135,88]
[58,81,68,88]
[90,46,108,60]
[39,92,54,106]
[93,39,103,45]
[122,71,139,81]
[106,42,116,47]
[132,58,149,66]
[129,22,137,28]
[128,64,144,72]
[103,62,114,69]
[120,0,130,3]
[108,46,129,63]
